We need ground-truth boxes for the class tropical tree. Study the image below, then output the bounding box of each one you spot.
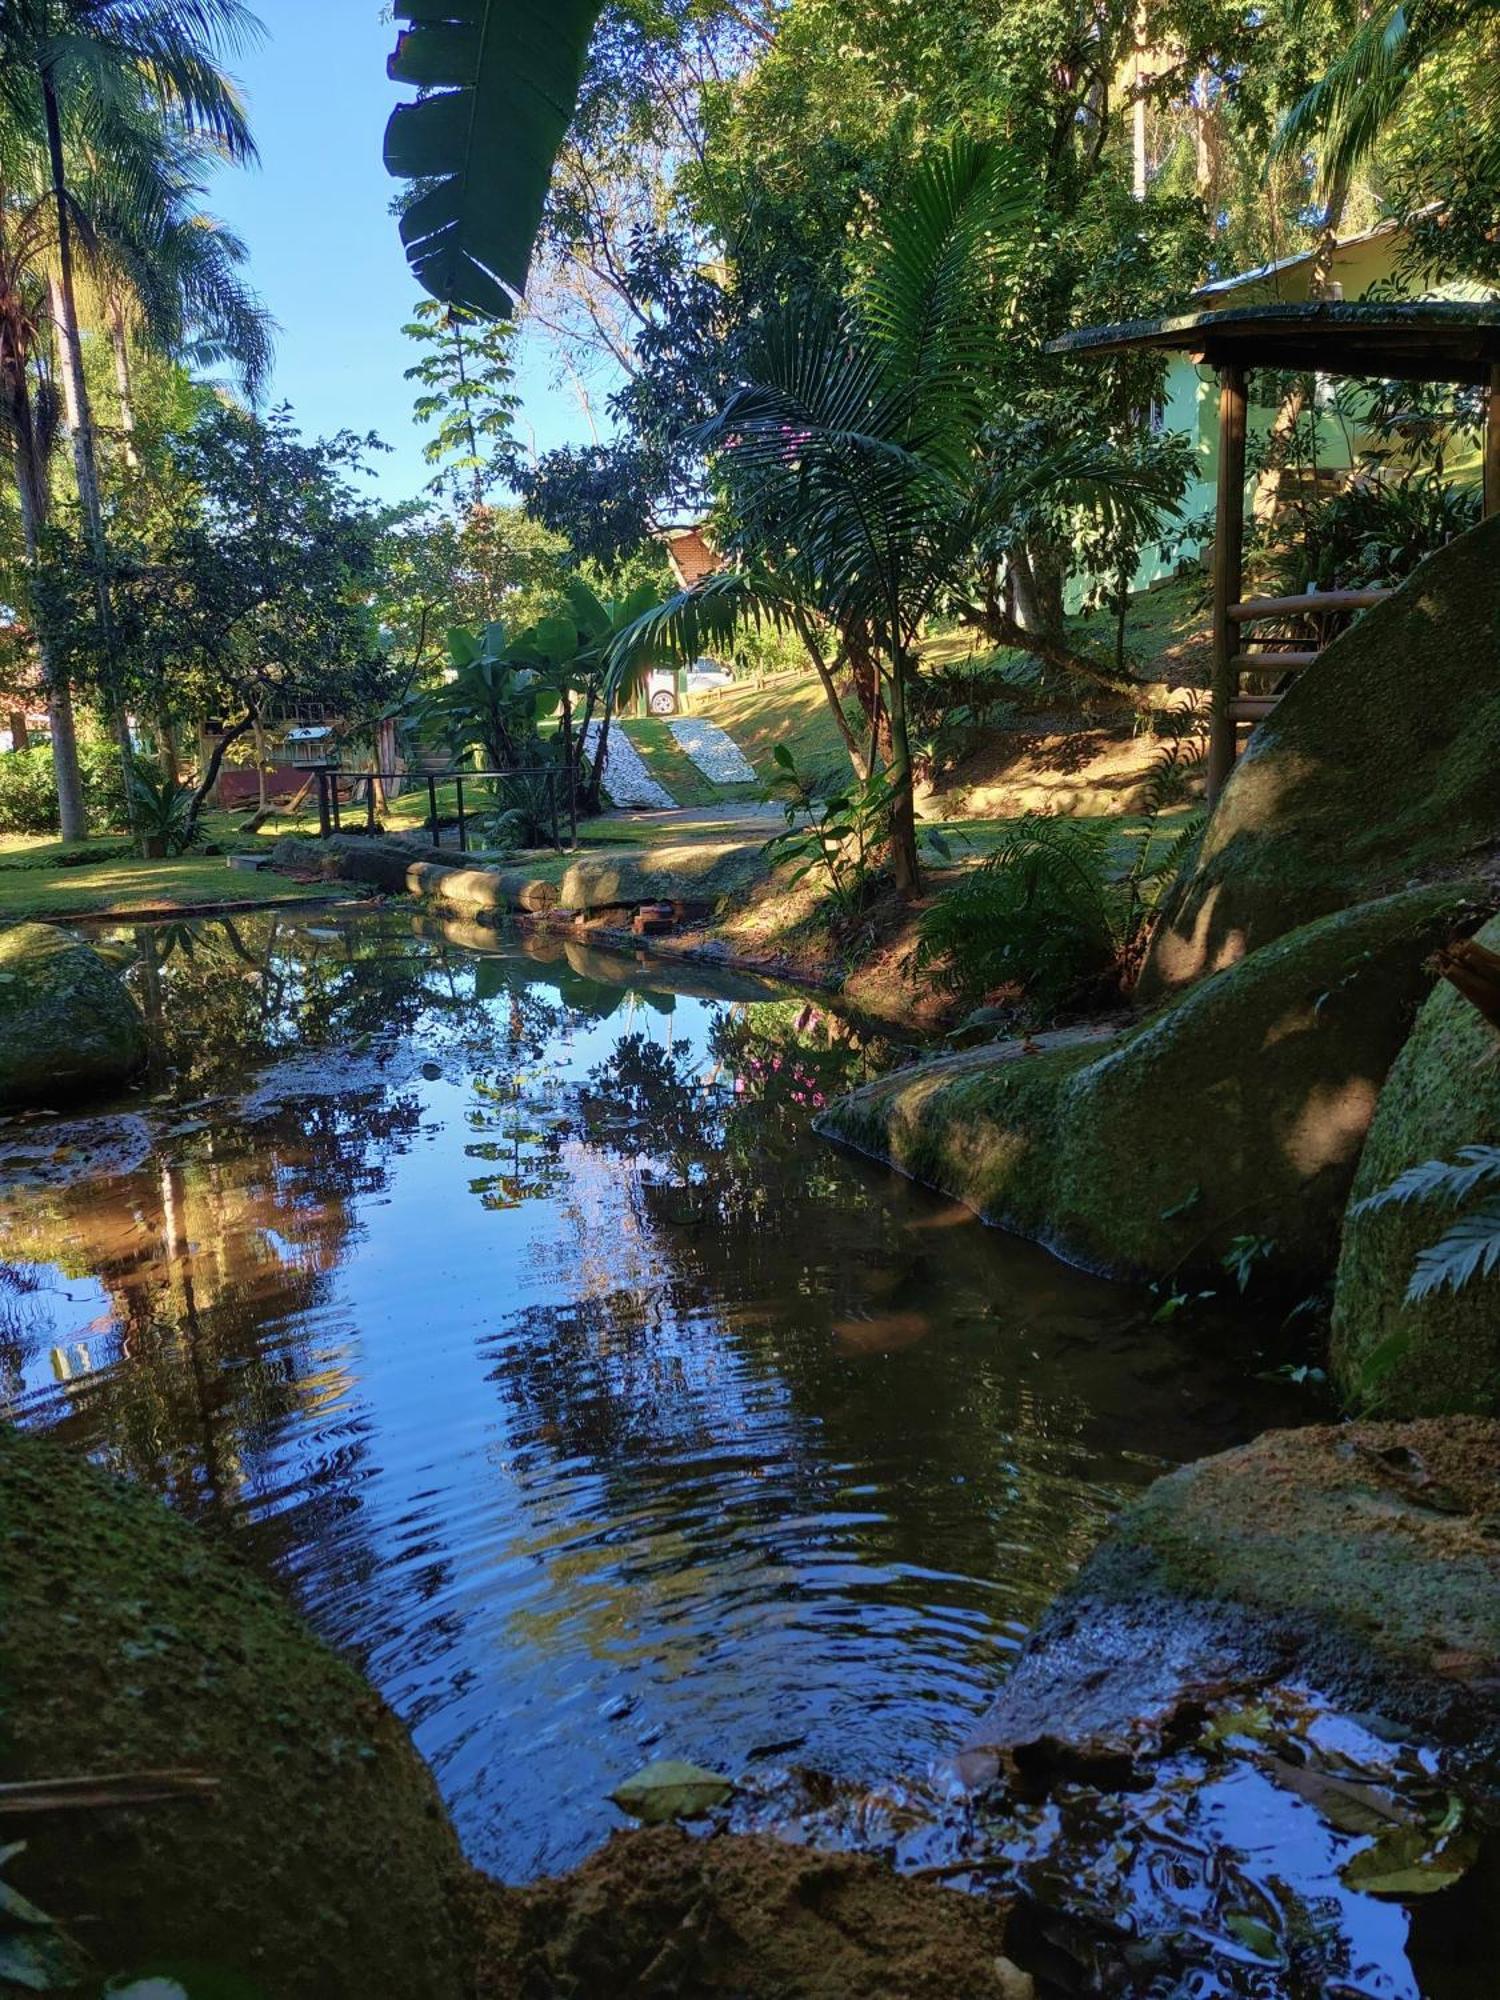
[0,149,85,835]
[403,298,519,508]
[42,404,390,832]
[613,138,1185,896]
[0,0,262,790]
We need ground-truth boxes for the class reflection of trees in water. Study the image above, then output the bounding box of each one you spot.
[10,1087,420,1535]
[114,911,569,1098]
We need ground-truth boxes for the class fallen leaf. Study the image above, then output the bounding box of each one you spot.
[608,1759,733,1825]
[1266,1759,1410,1836]
[1224,1913,1280,1960]
[1341,1824,1479,1897]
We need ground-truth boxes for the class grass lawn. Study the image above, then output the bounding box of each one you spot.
[0,853,342,924]
[697,673,859,783]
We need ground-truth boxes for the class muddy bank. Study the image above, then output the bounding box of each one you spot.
[471,1827,1024,1999]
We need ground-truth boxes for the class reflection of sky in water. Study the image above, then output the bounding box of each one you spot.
[2,912,1452,1996]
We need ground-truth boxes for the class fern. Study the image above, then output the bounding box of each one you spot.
[1408,1196,1500,1300]
[1354,1144,1500,1303]
[1352,1145,1500,1215]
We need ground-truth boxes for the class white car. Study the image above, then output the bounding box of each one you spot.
[685,659,735,697]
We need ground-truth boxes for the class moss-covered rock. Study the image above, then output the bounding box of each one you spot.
[1332,913,1500,1415]
[819,885,1483,1288]
[1141,515,1500,999]
[964,1417,1500,1775]
[0,1427,471,1998]
[0,921,146,1107]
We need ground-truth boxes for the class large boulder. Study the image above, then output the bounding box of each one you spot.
[0,921,147,1107]
[1141,514,1500,999]
[0,1426,471,1998]
[819,884,1482,1289]
[1332,913,1500,1415]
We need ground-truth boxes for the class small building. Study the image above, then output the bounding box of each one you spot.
[1143,220,1500,582]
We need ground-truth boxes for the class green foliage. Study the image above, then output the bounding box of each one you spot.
[385,0,609,315]
[431,623,551,773]
[127,760,203,856]
[0,744,128,836]
[42,406,391,747]
[402,300,520,507]
[762,743,897,921]
[917,727,1205,1018]
[1353,1144,1500,1300]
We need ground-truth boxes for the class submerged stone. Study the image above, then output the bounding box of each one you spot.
[0,921,147,1107]
[819,885,1481,1289]
[1333,912,1500,1416]
[1141,513,1500,999]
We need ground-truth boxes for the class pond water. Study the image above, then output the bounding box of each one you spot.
[4,907,1475,1995]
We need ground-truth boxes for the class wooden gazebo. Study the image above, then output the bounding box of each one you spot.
[1048,301,1500,801]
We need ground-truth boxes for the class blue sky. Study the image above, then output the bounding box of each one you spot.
[206,0,588,504]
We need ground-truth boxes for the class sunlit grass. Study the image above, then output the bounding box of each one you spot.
[0,854,336,923]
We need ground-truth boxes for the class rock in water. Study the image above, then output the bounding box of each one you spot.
[819,885,1481,1290]
[0,922,147,1107]
[1333,911,1500,1416]
[963,1417,1500,1772]
[0,1426,472,1999]
[1141,512,1500,999]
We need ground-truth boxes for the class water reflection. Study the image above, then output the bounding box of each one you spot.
[3,910,1310,1897]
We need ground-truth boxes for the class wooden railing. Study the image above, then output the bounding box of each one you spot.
[1218,588,1393,744]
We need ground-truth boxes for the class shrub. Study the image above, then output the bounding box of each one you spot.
[0,747,65,835]
[917,727,1204,1020]
[0,741,134,837]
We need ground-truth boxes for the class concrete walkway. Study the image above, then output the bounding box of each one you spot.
[669,718,758,784]
[579,722,675,809]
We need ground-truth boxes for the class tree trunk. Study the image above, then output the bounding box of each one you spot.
[188,717,255,830]
[108,295,140,473]
[886,650,920,898]
[790,608,868,780]
[8,711,29,752]
[43,75,133,801]
[7,369,88,840]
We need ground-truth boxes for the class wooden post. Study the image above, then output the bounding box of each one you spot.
[1208,361,1248,806]
[1484,362,1500,520]
[315,768,331,840]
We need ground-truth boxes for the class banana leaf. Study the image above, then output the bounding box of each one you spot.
[385,1,607,315]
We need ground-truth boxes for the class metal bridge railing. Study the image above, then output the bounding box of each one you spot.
[312,766,569,855]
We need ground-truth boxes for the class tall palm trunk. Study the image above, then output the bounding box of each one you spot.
[108,293,140,473]
[7,369,87,840]
[42,69,133,791]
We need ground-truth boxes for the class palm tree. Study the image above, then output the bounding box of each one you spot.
[0,162,86,836]
[1277,0,1500,185]
[612,139,1183,896]
[0,0,262,779]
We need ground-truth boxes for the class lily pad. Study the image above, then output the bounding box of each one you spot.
[608,1758,733,1825]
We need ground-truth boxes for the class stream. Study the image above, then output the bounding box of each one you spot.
[0,908,1485,1995]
